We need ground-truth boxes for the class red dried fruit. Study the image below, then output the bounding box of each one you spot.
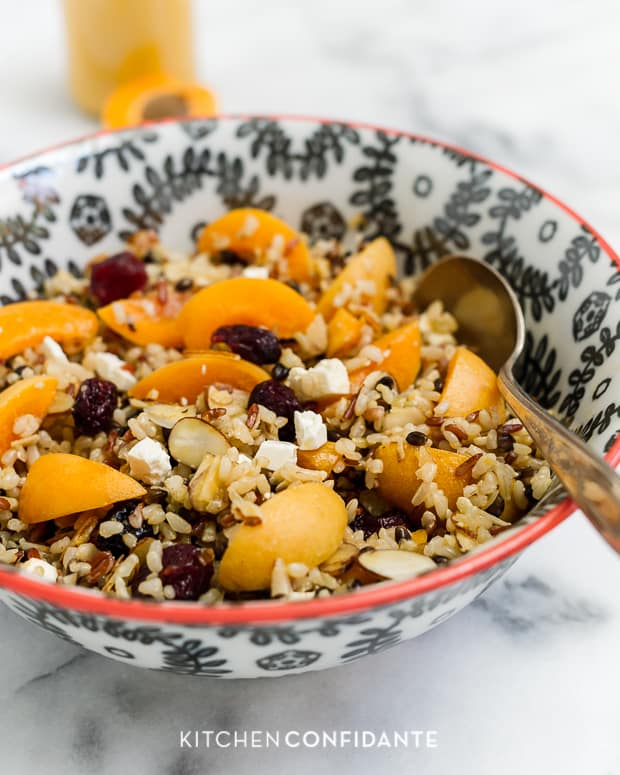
[351,507,411,539]
[73,377,118,435]
[161,543,213,600]
[247,379,302,442]
[211,324,281,365]
[90,251,148,306]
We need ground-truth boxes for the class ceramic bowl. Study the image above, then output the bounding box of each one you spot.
[0,116,618,678]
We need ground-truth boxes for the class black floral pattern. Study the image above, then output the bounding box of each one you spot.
[69,195,112,245]
[560,320,620,420]
[514,332,563,410]
[119,147,276,239]
[236,118,360,179]
[0,168,59,268]
[300,202,346,241]
[76,131,158,178]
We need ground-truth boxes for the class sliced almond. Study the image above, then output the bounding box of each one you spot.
[168,417,230,468]
[357,549,436,580]
[189,453,228,512]
[143,403,197,429]
[47,391,75,414]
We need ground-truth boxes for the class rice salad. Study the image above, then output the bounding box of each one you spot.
[0,208,552,603]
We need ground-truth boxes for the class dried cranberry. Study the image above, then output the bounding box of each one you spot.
[90,251,147,306]
[247,380,302,442]
[350,507,410,539]
[211,324,281,365]
[95,500,151,558]
[73,377,118,435]
[161,544,213,600]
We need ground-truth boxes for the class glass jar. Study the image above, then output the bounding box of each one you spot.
[63,0,195,115]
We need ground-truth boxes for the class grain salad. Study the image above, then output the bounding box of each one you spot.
[0,208,552,603]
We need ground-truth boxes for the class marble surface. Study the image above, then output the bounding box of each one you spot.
[0,1,619,773]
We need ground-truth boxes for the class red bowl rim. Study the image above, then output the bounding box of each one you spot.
[0,113,618,626]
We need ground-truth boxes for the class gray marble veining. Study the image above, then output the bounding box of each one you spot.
[0,0,619,773]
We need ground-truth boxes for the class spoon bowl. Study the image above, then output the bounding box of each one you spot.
[414,255,620,552]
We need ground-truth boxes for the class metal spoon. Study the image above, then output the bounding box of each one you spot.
[413,255,620,552]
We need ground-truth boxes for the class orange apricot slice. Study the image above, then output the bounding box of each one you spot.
[218,483,347,591]
[129,353,269,403]
[0,376,57,455]
[316,237,397,322]
[180,277,315,351]
[102,74,217,130]
[98,291,189,348]
[375,443,472,515]
[297,441,341,474]
[19,453,146,524]
[349,320,422,392]
[439,346,506,422]
[326,308,364,358]
[0,301,98,359]
[197,208,312,282]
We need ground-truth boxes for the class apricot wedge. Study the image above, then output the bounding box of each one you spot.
[197,208,312,282]
[0,301,98,359]
[180,278,315,351]
[218,482,347,591]
[316,237,397,322]
[350,320,421,392]
[98,292,189,348]
[129,353,270,403]
[297,441,340,473]
[439,346,506,422]
[19,453,146,524]
[0,376,57,455]
[326,308,364,357]
[374,443,472,515]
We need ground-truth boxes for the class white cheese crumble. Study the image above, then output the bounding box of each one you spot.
[288,359,350,400]
[241,266,270,279]
[127,438,171,484]
[41,336,68,363]
[86,351,137,391]
[256,440,297,471]
[21,557,58,582]
[294,410,327,450]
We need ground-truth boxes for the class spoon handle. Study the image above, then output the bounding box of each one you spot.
[498,367,620,553]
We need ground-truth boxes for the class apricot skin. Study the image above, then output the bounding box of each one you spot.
[0,376,57,455]
[18,453,146,524]
[218,483,348,591]
[350,320,422,392]
[197,208,312,282]
[374,443,472,514]
[0,301,98,359]
[180,278,315,351]
[439,346,506,422]
[129,353,270,403]
[316,238,397,321]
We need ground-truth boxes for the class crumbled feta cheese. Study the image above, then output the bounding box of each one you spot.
[241,266,270,279]
[21,557,58,582]
[41,336,68,363]
[294,410,327,450]
[87,351,137,391]
[256,440,297,470]
[289,359,350,400]
[127,438,171,484]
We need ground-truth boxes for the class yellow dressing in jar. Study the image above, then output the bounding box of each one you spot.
[63,0,195,115]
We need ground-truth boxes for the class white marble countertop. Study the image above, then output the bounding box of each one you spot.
[0,1,619,773]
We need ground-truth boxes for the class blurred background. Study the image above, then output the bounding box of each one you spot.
[0,0,618,246]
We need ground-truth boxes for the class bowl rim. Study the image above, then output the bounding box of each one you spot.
[0,113,618,626]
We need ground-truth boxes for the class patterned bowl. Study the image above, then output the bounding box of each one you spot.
[0,116,618,678]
